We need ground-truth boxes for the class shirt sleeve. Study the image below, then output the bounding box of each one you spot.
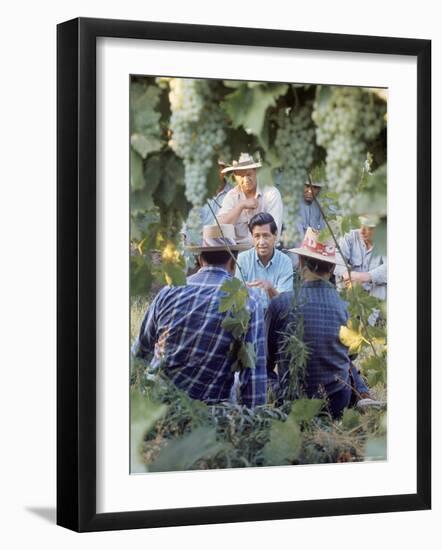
[131,290,163,360]
[200,204,212,227]
[369,258,387,286]
[264,187,283,240]
[238,294,267,407]
[217,189,237,217]
[276,255,294,294]
[234,251,245,282]
[334,233,352,278]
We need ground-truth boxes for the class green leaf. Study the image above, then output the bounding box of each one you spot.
[222,83,288,137]
[222,314,246,339]
[262,413,302,465]
[163,262,186,286]
[130,390,168,473]
[291,398,324,425]
[341,408,362,430]
[131,133,162,159]
[152,152,185,207]
[131,149,145,191]
[219,278,245,312]
[238,341,256,370]
[148,427,226,472]
[130,255,154,297]
[131,84,161,135]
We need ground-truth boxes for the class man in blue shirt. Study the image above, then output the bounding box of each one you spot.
[335,215,387,301]
[267,228,370,418]
[296,180,326,237]
[133,224,267,408]
[235,212,293,309]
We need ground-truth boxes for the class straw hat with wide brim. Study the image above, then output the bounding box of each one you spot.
[185,224,250,253]
[221,153,262,174]
[288,227,345,266]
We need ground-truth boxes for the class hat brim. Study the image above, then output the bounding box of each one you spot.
[185,244,250,253]
[288,247,345,266]
[221,162,262,174]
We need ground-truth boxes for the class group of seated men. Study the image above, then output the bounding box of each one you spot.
[133,153,387,418]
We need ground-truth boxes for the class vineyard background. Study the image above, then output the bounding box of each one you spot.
[130,76,388,472]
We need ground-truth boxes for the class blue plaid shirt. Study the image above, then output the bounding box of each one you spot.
[133,266,267,407]
[267,280,351,398]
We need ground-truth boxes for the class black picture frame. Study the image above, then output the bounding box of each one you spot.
[57,17,431,532]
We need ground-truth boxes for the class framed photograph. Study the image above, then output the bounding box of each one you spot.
[57,17,431,532]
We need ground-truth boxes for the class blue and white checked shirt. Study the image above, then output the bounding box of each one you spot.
[235,248,294,309]
[133,267,267,407]
[267,281,351,398]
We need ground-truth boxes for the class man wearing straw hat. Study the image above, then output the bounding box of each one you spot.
[266,228,372,417]
[217,153,283,247]
[296,178,326,237]
[133,224,267,408]
[334,215,387,301]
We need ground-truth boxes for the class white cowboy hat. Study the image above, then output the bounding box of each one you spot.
[358,214,378,228]
[185,224,250,253]
[221,152,262,174]
[288,227,345,266]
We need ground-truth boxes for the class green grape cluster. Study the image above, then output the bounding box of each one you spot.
[168,79,227,209]
[274,104,316,246]
[312,87,386,211]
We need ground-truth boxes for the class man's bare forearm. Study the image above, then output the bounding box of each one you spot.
[217,203,243,224]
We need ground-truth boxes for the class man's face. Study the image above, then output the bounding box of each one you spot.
[360,225,375,245]
[234,169,257,195]
[252,223,276,260]
[303,183,321,203]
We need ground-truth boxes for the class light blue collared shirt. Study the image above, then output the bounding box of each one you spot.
[335,229,387,300]
[235,248,294,308]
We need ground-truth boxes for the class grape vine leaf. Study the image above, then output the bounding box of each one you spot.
[131,133,162,159]
[130,83,163,158]
[237,341,256,370]
[291,398,324,425]
[131,149,145,190]
[219,278,247,312]
[341,408,362,430]
[222,83,288,137]
[130,390,168,473]
[130,255,154,297]
[163,262,186,286]
[222,314,248,339]
[262,412,302,465]
[148,427,226,472]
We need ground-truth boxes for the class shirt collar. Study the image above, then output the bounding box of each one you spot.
[198,266,232,276]
[254,248,275,268]
[236,185,262,199]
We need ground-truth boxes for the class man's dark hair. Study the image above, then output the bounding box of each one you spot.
[199,249,238,266]
[303,256,335,275]
[248,212,277,235]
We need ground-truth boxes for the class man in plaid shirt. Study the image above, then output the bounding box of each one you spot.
[267,228,370,418]
[133,224,267,408]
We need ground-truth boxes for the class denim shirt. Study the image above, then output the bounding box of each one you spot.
[297,200,326,237]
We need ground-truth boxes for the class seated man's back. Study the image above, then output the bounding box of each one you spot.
[134,266,267,408]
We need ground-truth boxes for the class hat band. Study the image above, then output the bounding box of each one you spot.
[202,237,237,248]
[302,236,336,258]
